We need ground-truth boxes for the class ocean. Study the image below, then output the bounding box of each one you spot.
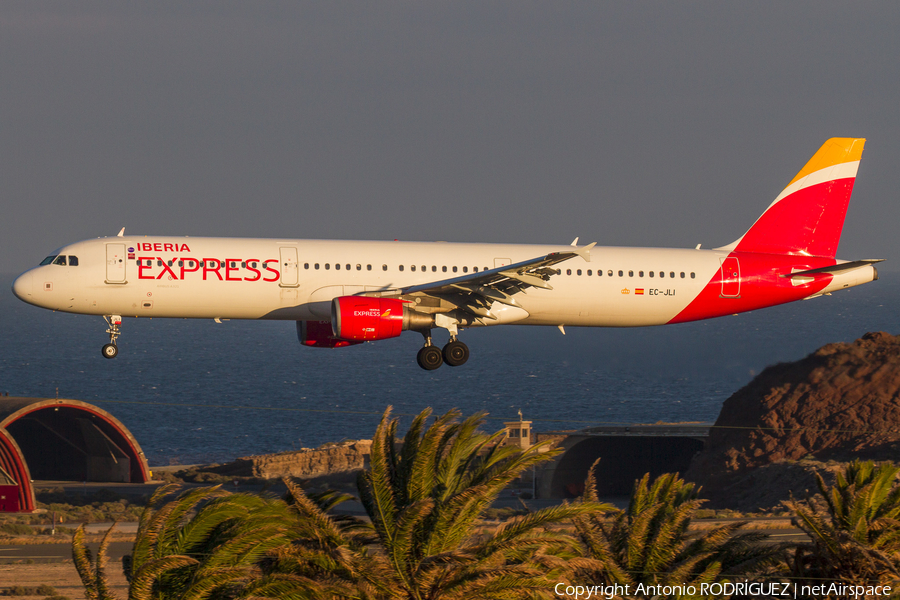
[1,271,898,466]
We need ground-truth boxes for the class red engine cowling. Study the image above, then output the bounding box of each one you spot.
[331,297,409,341]
[296,320,361,348]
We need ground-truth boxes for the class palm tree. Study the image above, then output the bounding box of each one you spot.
[73,521,119,600]
[73,483,310,600]
[75,407,612,599]
[345,406,612,600]
[785,460,900,589]
[570,466,777,598]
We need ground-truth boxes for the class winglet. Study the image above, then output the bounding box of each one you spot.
[117,227,125,237]
[570,237,579,246]
[573,242,597,262]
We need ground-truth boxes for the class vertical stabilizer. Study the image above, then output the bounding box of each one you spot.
[720,138,865,258]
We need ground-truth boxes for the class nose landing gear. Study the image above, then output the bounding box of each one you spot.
[101,315,122,359]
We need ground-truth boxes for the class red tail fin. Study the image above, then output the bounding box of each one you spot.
[720,138,865,258]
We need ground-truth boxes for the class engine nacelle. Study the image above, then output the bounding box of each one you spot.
[297,320,361,348]
[331,296,432,341]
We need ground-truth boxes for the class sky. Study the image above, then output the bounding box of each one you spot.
[2,2,899,276]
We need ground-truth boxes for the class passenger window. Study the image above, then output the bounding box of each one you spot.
[315,263,320,270]
[442,266,447,272]
[649,271,654,277]
[474,266,479,272]
[304,263,309,269]
[157,260,162,267]
[680,272,685,278]
[325,264,330,270]
[628,270,633,277]
[68,256,79,266]
[463,266,468,273]
[399,265,404,272]
[346,264,350,270]
[411,265,416,272]
[607,270,612,276]
[670,272,675,278]
[659,271,665,278]
[638,271,643,277]
[691,272,696,278]
[618,270,623,277]
[357,264,362,270]
[241,262,246,268]
[432,266,437,272]
[421,265,426,272]
[383,265,388,271]
[587,270,592,276]
[367,264,372,271]
[578,269,583,276]
[452,266,458,273]
[566,269,572,275]
[40,255,57,266]
[179,260,184,267]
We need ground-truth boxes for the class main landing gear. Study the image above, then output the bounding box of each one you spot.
[101,315,122,359]
[416,333,469,371]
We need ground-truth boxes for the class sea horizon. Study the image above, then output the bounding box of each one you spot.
[2,271,898,466]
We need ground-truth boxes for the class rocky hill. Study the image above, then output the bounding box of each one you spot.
[685,331,900,509]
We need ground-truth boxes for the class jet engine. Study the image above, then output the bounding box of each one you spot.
[331,296,433,341]
[296,320,361,348]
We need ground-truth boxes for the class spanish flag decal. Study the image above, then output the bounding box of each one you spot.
[635,289,645,295]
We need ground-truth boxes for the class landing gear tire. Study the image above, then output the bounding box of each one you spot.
[443,340,469,367]
[416,345,443,370]
[102,315,123,359]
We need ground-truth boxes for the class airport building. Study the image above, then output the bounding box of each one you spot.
[0,397,151,512]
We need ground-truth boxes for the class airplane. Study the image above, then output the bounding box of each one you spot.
[11,138,881,370]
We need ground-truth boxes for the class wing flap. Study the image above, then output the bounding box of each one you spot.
[386,242,597,322]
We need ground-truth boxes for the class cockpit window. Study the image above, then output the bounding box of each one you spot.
[52,255,67,266]
[68,256,79,266]
[40,255,58,266]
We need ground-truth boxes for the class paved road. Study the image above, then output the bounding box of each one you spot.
[0,541,134,564]
[0,518,808,564]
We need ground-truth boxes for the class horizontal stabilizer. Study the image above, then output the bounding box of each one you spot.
[780,259,884,279]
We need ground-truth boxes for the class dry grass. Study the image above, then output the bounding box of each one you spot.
[0,561,128,599]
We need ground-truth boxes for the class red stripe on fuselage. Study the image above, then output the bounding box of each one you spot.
[667,252,835,324]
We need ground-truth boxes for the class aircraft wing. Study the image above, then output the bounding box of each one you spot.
[382,242,596,321]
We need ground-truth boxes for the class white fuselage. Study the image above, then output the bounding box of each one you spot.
[13,236,726,327]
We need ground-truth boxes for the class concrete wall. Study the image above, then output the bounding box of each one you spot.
[221,441,373,479]
[539,435,705,498]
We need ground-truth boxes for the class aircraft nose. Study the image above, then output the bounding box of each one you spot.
[12,271,33,302]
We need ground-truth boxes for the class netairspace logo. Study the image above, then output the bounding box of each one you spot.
[554,581,893,599]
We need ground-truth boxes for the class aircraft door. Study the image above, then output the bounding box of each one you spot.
[720,256,740,298]
[105,243,127,284]
[279,247,299,287]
